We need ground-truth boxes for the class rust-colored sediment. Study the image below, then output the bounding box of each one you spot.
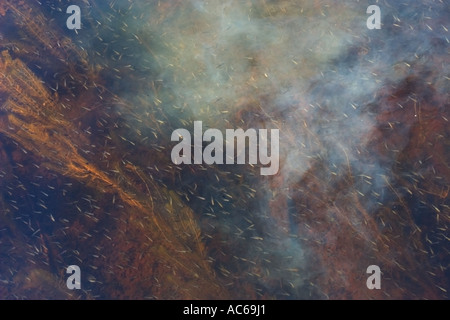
[0,1,228,299]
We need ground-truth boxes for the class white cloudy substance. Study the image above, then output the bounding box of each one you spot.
[82,0,448,298]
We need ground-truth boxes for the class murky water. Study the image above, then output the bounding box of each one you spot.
[0,0,448,299]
